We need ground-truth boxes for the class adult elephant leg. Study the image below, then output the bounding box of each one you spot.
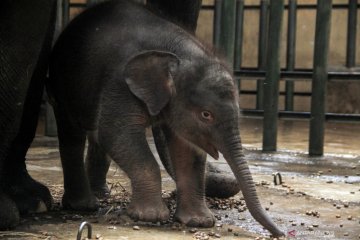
[3,13,56,213]
[85,134,111,198]
[0,0,56,229]
[153,124,240,198]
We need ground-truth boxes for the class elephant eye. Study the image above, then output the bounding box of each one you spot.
[200,111,213,122]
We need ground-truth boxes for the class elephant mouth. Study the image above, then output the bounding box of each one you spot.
[203,143,219,160]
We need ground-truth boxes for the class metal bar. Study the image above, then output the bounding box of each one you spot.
[219,0,236,64]
[346,0,357,68]
[241,109,360,122]
[262,0,284,152]
[62,0,69,26]
[234,0,244,92]
[45,0,64,137]
[202,3,359,10]
[309,0,332,156]
[234,0,244,70]
[213,0,222,48]
[285,0,297,111]
[240,90,311,97]
[234,68,360,80]
[256,0,269,110]
[240,4,358,10]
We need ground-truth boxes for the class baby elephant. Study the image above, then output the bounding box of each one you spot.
[47,0,283,237]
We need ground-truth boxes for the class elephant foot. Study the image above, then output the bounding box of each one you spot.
[3,168,53,214]
[127,199,170,222]
[62,192,99,211]
[90,183,110,199]
[175,204,215,227]
[205,162,240,198]
[0,193,20,230]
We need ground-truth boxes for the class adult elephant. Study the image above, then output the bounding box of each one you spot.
[0,0,57,229]
[0,0,238,230]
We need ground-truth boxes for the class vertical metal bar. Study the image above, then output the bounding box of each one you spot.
[213,0,222,48]
[309,0,332,156]
[62,0,69,26]
[219,0,236,65]
[234,0,244,92]
[262,0,284,152]
[45,0,64,137]
[346,0,357,68]
[256,0,269,110]
[234,0,244,70]
[285,0,297,111]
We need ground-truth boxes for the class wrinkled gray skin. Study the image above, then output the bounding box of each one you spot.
[47,0,283,237]
[86,0,241,200]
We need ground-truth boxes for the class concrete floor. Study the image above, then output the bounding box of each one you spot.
[1,118,359,240]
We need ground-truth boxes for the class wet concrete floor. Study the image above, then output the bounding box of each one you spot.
[1,118,359,240]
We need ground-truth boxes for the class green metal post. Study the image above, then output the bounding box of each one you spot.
[213,0,222,48]
[45,0,65,136]
[346,0,357,68]
[256,0,269,110]
[309,0,332,156]
[262,0,284,152]
[234,0,244,92]
[62,0,69,26]
[285,0,297,111]
[219,0,236,65]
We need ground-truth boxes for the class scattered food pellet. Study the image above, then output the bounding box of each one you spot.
[336,206,341,209]
[328,169,332,172]
[265,207,270,211]
[340,224,343,227]
[326,180,333,184]
[344,203,349,208]
[108,226,117,230]
[347,216,353,220]
[292,223,297,226]
[350,192,355,194]
[215,223,222,228]
[95,234,102,239]
[189,228,197,233]
[227,228,233,232]
[233,232,239,236]
[308,226,314,231]
[336,215,341,218]
[208,231,215,236]
[344,232,349,236]
[312,224,319,227]
[214,233,221,238]
[301,222,305,226]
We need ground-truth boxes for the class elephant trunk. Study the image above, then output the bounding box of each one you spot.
[221,134,284,237]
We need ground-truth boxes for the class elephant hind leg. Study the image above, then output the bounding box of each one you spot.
[85,133,111,198]
[53,106,98,211]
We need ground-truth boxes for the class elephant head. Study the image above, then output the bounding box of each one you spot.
[124,50,284,237]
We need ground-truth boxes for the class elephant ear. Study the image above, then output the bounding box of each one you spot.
[124,51,180,116]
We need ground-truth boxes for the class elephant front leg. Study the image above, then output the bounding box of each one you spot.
[167,130,215,227]
[98,126,169,222]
